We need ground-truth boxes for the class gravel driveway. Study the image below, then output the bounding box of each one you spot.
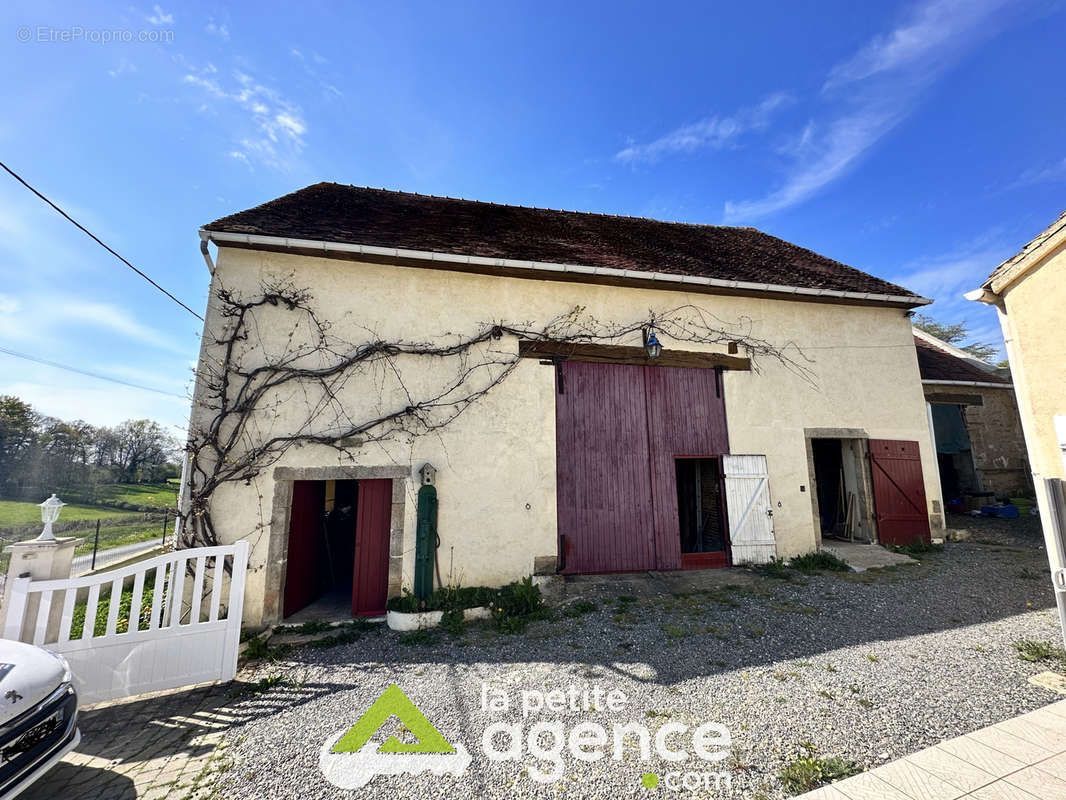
[208,516,1063,799]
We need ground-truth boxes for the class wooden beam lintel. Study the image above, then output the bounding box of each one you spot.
[517,340,751,371]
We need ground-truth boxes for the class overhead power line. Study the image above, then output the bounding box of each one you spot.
[0,345,187,399]
[0,159,204,321]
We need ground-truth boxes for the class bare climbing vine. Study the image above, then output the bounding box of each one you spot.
[179,275,813,548]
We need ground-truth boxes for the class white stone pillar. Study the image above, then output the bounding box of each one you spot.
[1,536,83,642]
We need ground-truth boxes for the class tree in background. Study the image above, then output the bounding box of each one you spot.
[0,395,180,498]
[912,314,1001,363]
[0,396,39,495]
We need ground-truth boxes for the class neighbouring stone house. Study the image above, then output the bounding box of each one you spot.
[913,328,1031,506]
[183,184,945,628]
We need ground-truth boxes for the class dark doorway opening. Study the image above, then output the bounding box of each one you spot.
[811,439,843,535]
[675,457,728,569]
[930,403,980,509]
[283,478,392,620]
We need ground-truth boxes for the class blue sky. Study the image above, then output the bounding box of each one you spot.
[1,0,1063,434]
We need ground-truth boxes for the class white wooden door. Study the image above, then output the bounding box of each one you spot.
[723,454,777,564]
[2,542,248,704]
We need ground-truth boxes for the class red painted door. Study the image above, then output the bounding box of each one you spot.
[645,367,729,569]
[283,480,326,618]
[869,439,931,546]
[555,362,656,573]
[352,479,392,616]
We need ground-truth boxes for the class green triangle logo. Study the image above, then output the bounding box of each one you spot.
[331,684,456,754]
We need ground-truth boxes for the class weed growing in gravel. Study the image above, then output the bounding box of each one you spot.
[398,629,437,646]
[789,551,851,573]
[857,698,874,709]
[753,557,792,580]
[662,623,688,639]
[892,539,944,558]
[439,608,466,637]
[492,577,549,633]
[778,743,861,794]
[825,664,838,673]
[865,653,880,663]
[1013,639,1066,664]
[273,620,332,635]
[563,600,598,617]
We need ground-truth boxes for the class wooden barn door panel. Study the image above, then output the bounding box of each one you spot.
[283,480,326,618]
[352,479,392,616]
[723,455,777,564]
[869,439,931,546]
[645,367,729,570]
[555,361,656,574]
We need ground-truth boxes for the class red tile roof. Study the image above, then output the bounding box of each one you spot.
[205,183,923,299]
[914,336,1009,384]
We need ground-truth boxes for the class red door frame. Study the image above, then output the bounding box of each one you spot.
[869,439,931,546]
[352,478,392,616]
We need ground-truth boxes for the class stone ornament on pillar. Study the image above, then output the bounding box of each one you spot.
[37,493,66,541]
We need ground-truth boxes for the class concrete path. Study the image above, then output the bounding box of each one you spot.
[799,699,1066,799]
[71,540,160,574]
[820,539,919,572]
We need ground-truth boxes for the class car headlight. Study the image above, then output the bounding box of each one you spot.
[52,652,72,685]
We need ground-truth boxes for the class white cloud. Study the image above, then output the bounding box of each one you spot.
[50,298,190,355]
[1007,157,1066,189]
[616,92,793,164]
[724,100,905,222]
[824,0,1007,91]
[0,293,19,314]
[205,20,230,40]
[108,58,137,78]
[894,234,1013,356]
[147,4,174,26]
[182,66,308,169]
[723,0,1011,223]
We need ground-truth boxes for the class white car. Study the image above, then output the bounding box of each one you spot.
[0,641,80,799]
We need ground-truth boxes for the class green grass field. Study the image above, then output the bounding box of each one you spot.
[89,482,179,508]
[0,501,140,528]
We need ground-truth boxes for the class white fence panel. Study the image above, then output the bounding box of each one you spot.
[1,541,248,704]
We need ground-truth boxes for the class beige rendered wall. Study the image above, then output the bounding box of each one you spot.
[998,244,1066,481]
[191,247,941,627]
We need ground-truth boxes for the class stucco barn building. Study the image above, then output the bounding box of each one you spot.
[185,184,944,628]
[914,328,1031,506]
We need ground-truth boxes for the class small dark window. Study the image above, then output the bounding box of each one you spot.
[675,458,725,554]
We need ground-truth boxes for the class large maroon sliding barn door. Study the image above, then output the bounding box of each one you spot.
[283,480,327,618]
[555,362,728,574]
[352,478,392,616]
[869,439,931,546]
[556,362,656,573]
[645,367,729,569]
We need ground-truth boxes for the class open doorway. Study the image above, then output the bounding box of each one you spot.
[808,437,875,542]
[675,457,728,568]
[282,478,391,620]
[930,403,981,507]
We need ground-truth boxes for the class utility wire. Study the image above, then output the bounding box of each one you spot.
[0,345,187,399]
[0,160,204,321]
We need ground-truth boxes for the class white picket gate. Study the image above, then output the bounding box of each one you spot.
[1,541,249,704]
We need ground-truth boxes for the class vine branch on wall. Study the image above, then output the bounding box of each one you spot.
[180,276,814,548]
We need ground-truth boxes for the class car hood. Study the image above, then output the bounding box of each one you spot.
[0,640,69,726]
